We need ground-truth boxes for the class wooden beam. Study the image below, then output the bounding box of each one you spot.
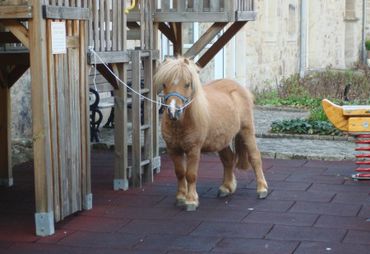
[0,5,32,19]
[96,64,119,89]
[172,22,182,56]
[158,22,176,44]
[0,20,29,48]
[43,6,90,20]
[184,22,227,58]
[0,83,12,187]
[197,21,247,68]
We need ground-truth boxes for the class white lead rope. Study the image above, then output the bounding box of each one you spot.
[88,47,193,111]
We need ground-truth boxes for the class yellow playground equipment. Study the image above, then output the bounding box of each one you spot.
[322,99,370,180]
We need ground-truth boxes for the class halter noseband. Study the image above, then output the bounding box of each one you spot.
[164,92,190,105]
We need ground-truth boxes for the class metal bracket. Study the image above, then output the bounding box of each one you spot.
[83,193,93,210]
[35,212,55,236]
[152,156,161,173]
[113,178,129,191]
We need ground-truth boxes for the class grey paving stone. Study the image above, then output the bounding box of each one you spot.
[343,230,370,245]
[294,241,370,254]
[315,215,370,231]
[213,238,299,254]
[243,211,318,226]
[266,225,346,242]
[289,201,362,216]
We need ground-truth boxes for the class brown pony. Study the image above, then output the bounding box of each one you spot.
[154,57,268,211]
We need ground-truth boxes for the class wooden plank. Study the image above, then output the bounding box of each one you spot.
[197,21,247,67]
[29,0,54,236]
[93,0,99,50]
[0,84,12,187]
[88,51,130,64]
[104,0,110,50]
[99,0,104,51]
[153,12,231,22]
[112,0,118,50]
[46,19,60,222]
[210,0,220,11]
[43,6,90,20]
[184,22,227,58]
[131,50,142,187]
[0,5,32,19]
[161,0,170,11]
[1,20,30,48]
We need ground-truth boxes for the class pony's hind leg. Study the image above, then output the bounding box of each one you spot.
[239,127,268,199]
[169,150,187,206]
[217,146,237,198]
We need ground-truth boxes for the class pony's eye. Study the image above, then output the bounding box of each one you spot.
[185,83,190,88]
[162,84,166,89]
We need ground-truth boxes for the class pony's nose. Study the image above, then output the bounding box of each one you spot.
[167,108,182,121]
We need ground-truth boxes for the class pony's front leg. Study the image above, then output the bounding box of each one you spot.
[169,151,187,207]
[185,149,201,211]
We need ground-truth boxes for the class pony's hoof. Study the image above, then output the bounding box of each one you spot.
[185,202,199,211]
[217,189,231,198]
[176,198,186,207]
[218,185,233,198]
[257,190,268,199]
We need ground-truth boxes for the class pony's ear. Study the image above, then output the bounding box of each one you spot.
[184,58,190,65]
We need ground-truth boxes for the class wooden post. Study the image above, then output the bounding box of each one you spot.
[113,63,129,190]
[0,84,12,187]
[29,0,55,236]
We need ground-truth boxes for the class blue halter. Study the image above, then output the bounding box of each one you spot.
[164,92,190,105]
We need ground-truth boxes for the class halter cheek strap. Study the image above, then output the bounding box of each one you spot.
[164,92,190,105]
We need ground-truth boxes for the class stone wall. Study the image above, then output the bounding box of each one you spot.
[222,0,365,89]
[10,70,33,165]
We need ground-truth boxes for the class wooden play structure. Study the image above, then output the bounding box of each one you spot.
[0,0,256,236]
[322,99,370,180]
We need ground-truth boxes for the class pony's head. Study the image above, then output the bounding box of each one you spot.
[154,57,205,121]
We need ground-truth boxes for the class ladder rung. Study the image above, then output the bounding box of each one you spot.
[140,160,150,167]
[140,124,150,130]
[356,168,370,172]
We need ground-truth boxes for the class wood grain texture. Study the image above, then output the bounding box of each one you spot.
[321,99,348,131]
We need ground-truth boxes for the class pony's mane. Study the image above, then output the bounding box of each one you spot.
[154,57,209,126]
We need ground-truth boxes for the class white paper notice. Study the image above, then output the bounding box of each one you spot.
[51,22,66,54]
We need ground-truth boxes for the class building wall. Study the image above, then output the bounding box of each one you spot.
[222,0,365,90]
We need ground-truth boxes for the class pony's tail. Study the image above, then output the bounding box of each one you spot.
[235,133,250,170]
